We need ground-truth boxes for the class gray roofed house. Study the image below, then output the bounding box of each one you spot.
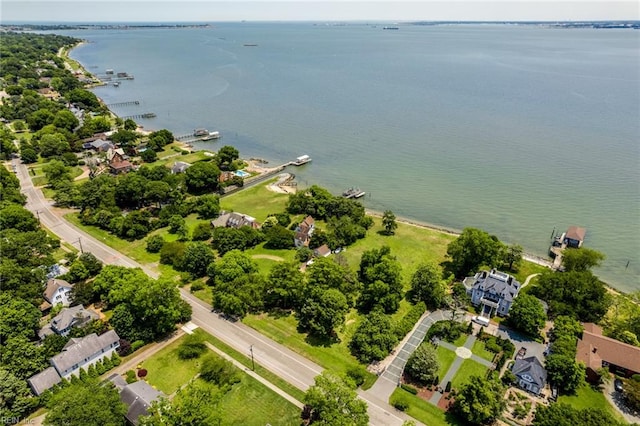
[511,356,547,395]
[466,269,521,317]
[119,380,165,425]
[171,161,191,174]
[211,211,259,229]
[42,278,74,310]
[51,330,120,378]
[27,367,62,396]
[39,305,100,339]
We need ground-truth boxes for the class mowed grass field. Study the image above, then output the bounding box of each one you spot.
[140,332,300,425]
[558,381,626,423]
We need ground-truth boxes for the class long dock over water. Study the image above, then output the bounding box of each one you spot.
[107,100,140,107]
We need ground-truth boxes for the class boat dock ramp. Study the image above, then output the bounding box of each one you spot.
[107,100,140,107]
[120,112,156,120]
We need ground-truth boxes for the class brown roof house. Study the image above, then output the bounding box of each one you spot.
[108,150,133,174]
[294,216,315,248]
[314,244,332,258]
[564,226,586,248]
[41,278,74,311]
[577,323,640,382]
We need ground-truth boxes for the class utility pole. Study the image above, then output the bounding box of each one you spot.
[35,210,41,223]
[249,345,255,371]
[76,237,84,253]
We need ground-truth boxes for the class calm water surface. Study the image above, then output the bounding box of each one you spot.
[61,23,639,292]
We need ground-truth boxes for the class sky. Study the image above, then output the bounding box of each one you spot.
[1,1,638,23]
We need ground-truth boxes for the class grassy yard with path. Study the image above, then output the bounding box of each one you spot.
[558,381,625,422]
[471,340,496,362]
[141,336,203,394]
[140,332,301,424]
[436,346,457,380]
[451,359,488,389]
[390,388,464,426]
[220,178,290,222]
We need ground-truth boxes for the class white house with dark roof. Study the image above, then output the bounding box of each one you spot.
[38,305,100,339]
[465,269,521,317]
[27,330,120,395]
[51,330,120,379]
[42,278,74,310]
[27,367,62,396]
[511,356,547,395]
[211,211,260,229]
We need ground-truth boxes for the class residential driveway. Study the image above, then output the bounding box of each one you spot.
[496,325,547,362]
[371,310,448,396]
[604,378,640,424]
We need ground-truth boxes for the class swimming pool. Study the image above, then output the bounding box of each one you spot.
[234,170,251,178]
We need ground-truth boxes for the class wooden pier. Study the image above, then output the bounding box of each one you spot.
[121,112,156,120]
[107,100,140,107]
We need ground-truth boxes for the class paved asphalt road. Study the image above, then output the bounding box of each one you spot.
[14,160,416,426]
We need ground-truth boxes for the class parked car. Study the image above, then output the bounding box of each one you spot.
[614,378,624,392]
[472,316,490,326]
[516,347,527,359]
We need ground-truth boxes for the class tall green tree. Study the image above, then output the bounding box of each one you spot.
[533,402,624,426]
[181,242,215,278]
[184,161,220,194]
[265,261,306,310]
[503,244,523,271]
[357,246,403,313]
[303,372,369,426]
[545,354,585,394]
[381,210,397,235]
[44,379,126,426]
[297,288,349,339]
[405,343,440,385]
[0,368,36,420]
[349,310,397,363]
[562,248,605,272]
[409,262,446,309]
[506,294,546,337]
[452,375,506,425]
[445,227,505,277]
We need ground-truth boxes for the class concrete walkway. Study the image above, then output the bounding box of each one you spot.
[204,342,304,409]
[429,334,493,404]
[369,310,448,400]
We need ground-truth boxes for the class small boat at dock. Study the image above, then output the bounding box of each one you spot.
[342,187,366,199]
[201,131,221,140]
[292,155,311,166]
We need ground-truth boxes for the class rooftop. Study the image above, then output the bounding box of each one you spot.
[51,330,119,374]
[577,323,640,374]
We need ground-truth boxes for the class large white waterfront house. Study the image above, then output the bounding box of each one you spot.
[464,269,521,317]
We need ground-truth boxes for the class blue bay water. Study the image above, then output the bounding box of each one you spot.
[61,23,639,292]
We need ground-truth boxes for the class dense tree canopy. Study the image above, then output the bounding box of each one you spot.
[532,271,609,322]
[506,294,547,337]
[357,246,403,313]
[264,261,306,310]
[405,343,440,385]
[533,402,624,426]
[44,379,127,426]
[349,309,398,363]
[303,372,369,426]
[409,262,446,309]
[184,161,221,194]
[562,248,605,272]
[452,375,506,425]
[445,227,504,277]
[297,288,349,339]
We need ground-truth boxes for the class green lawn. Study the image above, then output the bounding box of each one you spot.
[450,359,488,389]
[390,388,464,426]
[243,311,376,386]
[471,340,495,362]
[436,346,457,380]
[193,329,306,402]
[340,217,455,285]
[218,375,300,425]
[220,179,290,222]
[558,381,625,422]
[141,336,203,394]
